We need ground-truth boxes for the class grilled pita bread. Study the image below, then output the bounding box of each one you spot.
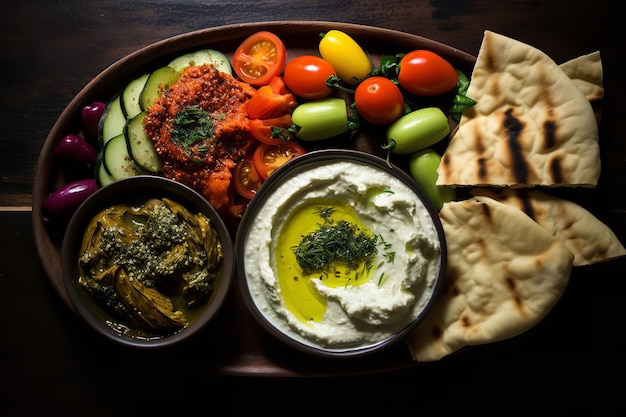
[560,51,603,125]
[406,196,573,362]
[437,31,600,188]
[559,51,603,102]
[470,188,626,266]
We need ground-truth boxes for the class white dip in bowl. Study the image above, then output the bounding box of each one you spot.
[236,149,446,357]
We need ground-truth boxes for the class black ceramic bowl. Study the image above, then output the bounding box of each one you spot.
[62,175,234,348]
[236,149,447,358]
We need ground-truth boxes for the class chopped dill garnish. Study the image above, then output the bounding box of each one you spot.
[171,106,215,155]
[292,219,378,275]
[313,206,335,223]
[378,272,386,286]
[292,206,397,279]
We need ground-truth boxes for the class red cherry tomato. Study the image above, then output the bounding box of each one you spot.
[253,141,306,179]
[354,76,404,126]
[233,155,264,199]
[232,31,287,86]
[398,50,458,96]
[283,55,336,100]
[249,114,295,145]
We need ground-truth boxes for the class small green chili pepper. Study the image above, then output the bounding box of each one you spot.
[383,107,450,166]
[408,148,456,211]
[291,98,352,141]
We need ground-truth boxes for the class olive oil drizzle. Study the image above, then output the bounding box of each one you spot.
[291,206,394,277]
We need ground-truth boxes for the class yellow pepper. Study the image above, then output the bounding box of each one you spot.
[319,30,372,85]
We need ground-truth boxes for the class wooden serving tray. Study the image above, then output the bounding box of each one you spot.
[32,21,621,376]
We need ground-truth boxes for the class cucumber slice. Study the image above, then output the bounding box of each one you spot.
[139,66,180,111]
[98,94,126,148]
[102,133,144,180]
[124,111,163,173]
[121,73,149,119]
[95,151,115,187]
[168,49,232,75]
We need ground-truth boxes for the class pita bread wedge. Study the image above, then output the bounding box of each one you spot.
[559,51,603,102]
[471,188,626,266]
[406,196,573,362]
[437,31,600,188]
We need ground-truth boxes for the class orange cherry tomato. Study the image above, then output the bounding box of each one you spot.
[232,31,287,86]
[253,141,306,179]
[398,50,458,96]
[249,114,295,145]
[233,155,264,199]
[247,76,297,120]
[283,55,336,100]
[354,76,404,126]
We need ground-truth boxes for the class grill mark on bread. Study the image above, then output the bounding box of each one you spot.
[549,156,564,183]
[503,108,529,183]
[480,200,493,220]
[541,82,557,149]
[505,276,523,310]
[543,119,557,149]
[478,157,487,179]
[483,36,496,72]
[517,190,537,221]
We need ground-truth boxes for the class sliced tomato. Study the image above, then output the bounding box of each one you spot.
[233,155,264,199]
[247,76,298,120]
[249,114,295,145]
[232,31,287,86]
[253,141,307,179]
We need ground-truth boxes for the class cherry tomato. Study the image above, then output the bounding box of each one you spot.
[253,141,306,179]
[232,31,287,86]
[233,155,264,199]
[247,76,297,120]
[398,50,458,96]
[283,55,335,100]
[248,114,294,145]
[319,30,372,85]
[354,76,404,126]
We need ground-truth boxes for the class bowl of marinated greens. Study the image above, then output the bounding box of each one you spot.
[61,175,234,348]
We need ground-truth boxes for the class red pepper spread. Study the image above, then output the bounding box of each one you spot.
[143,64,256,211]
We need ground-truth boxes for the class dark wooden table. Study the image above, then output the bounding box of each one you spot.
[2,1,624,415]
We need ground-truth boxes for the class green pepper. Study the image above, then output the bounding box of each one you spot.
[291,98,351,141]
[408,148,456,211]
[383,107,449,166]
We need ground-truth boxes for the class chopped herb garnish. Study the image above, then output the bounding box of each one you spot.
[377,272,386,286]
[292,206,397,280]
[292,218,378,275]
[171,106,215,155]
[313,206,335,223]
